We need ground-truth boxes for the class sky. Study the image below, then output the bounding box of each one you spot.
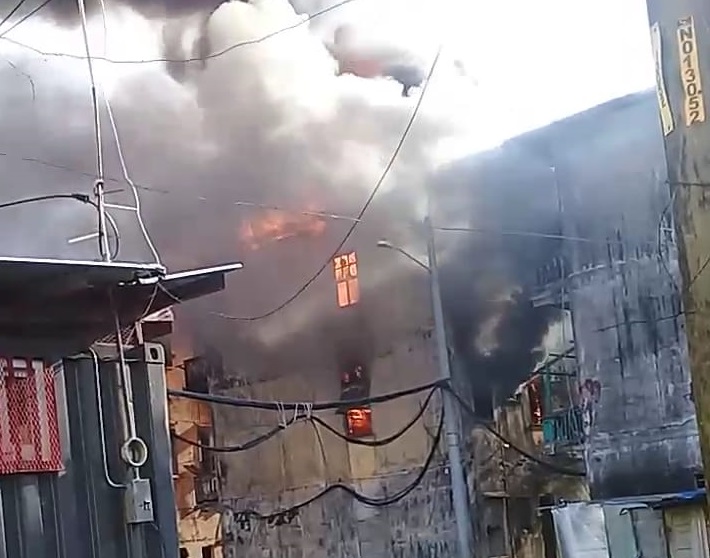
[297,0,657,154]
[0,0,655,154]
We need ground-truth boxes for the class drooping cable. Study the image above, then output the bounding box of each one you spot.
[168,379,443,412]
[310,387,437,447]
[88,347,125,488]
[240,408,443,521]
[171,387,439,453]
[446,385,586,477]
[109,290,150,476]
[171,414,302,453]
[97,0,162,266]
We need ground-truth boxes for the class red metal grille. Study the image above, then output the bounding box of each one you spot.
[0,357,63,474]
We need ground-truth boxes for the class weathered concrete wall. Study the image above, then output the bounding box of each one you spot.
[210,241,459,558]
[498,92,700,498]
[222,465,455,558]
[468,377,587,558]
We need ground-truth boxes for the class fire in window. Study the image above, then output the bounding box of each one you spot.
[333,251,360,308]
[345,407,373,437]
[338,362,372,437]
[527,376,543,427]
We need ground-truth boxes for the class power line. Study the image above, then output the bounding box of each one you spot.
[0,1,28,30]
[311,387,437,447]
[213,45,443,321]
[0,0,52,38]
[239,408,443,520]
[435,226,596,244]
[0,192,120,257]
[0,0,358,64]
[0,147,673,249]
[172,413,302,453]
[446,386,585,477]
[0,191,87,209]
[176,387,439,453]
[167,379,443,412]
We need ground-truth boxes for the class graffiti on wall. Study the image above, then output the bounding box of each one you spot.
[231,509,300,535]
[579,379,601,437]
[391,539,454,558]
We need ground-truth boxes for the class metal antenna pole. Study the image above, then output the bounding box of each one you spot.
[95,179,111,262]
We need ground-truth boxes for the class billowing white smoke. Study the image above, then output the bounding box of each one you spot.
[0,0,473,344]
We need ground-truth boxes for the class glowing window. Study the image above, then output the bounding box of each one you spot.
[333,251,359,308]
[345,407,373,438]
[527,377,543,428]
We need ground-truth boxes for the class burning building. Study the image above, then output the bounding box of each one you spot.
[179,222,457,558]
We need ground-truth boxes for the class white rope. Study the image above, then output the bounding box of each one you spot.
[97,0,163,266]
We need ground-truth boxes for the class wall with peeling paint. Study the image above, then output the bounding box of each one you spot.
[505,91,701,498]
[210,243,459,558]
[467,375,588,558]
[221,466,456,558]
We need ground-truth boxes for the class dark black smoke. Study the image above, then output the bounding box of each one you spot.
[434,138,566,417]
[434,91,663,417]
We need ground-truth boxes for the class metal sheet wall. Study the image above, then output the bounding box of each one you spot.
[0,343,177,558]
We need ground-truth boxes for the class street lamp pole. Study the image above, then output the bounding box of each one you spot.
[424,215,474,558]
[378,219,474,557]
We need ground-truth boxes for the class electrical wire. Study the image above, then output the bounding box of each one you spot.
[172,387,439,453]
[0,1,28,30]
[75,0,111,261]
[88,347,125,489]
[104,96,164,265]
[310,387,438,447]
[446,386,585,477]
[0,0,358,64]
[0,0,52,38]
[172,414,303,453]
[168,379,443,412]
[0,192,120,258]
[2,149,660,249]
[97,0,162,267]
[210,45,443,321]
[0,191,88,209]
[240,407,443,520]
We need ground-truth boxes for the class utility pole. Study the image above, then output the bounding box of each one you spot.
[378,218,475,556]
[644,1,710,496]
[426,216,475,558]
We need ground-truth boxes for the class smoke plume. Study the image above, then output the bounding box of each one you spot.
[0,0,557,407]
[33,0,428,94]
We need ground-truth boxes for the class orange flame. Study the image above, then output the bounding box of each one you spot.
[241,209,326,251]
[337,57,383,79]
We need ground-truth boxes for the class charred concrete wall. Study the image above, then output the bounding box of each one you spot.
[496,92,701,498]
[209,240,459,558]
[468,377,587,558]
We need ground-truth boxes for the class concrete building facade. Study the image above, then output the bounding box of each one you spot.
[192,239,461,558]
[471,91,701,500]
